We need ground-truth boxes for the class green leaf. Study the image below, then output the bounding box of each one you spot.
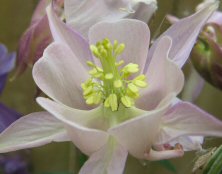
[158,160,177,174]
[79,153,88,167]
[203,145,222,174]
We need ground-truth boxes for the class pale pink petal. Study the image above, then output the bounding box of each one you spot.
[170,9,222,26]
[127,0,157,22]
[16,0,63,76]
[197,1,222,24]
[144,148,184,161]
[89,19,150,71]
[181,65,205,102]
[137,36,184,110]
[16,15,52,76]
[64,0,156,38]
[167,136,204,151]
[166,15,179,24]
[109,103,169,159]
[207,11,222,25]
[31,0,50,25]
[0,112,69,153]
[33,42,89,109]
[145,2,218,69]
[196,0,215,11]
[79,138,128,174]
[46,4,93,69]
[37,97,109,156]
[155,101,222,146]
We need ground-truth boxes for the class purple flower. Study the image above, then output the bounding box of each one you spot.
[0,43,30,174]
[0,44,16,94]
[0,103,20,133]
[0,155,29,174]
[0,43,19,129]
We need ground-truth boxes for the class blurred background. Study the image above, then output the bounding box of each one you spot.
[0,0,222,173]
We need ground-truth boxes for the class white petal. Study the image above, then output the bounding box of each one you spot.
[155,101,222,145]
[144,148,184,161]
[145,1,218,69]
[207,11,222,25]
[197,0,222,25]
[167,136,204,151]
[109,102,169,159]
[127,0,157,22]
[33,42,89,109]
[64,0,156,38]
[46,4,93,69]
[181,65,204,102]
[37,97,109,155]
[137,36,184,110]
[89,19,150,71]
[79,138,128,174]
[0,112,69,153]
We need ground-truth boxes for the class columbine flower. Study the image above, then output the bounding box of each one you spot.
[0,2,222,174]
[16,0,157,76]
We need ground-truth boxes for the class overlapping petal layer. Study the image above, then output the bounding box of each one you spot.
[64,0,157,38]
[145,2,219,70]
[109,93,176,160]
[79,138,128,174]
[0,112,68,153]
[37,97,109,155]
[155,102,222,146]
[208,11,222,24]
[33,42,89,109]
[89,19,150,71]
[137,37,184,110]
[109,105,168,159]
[166,136,204,151]
[47,4,93,69]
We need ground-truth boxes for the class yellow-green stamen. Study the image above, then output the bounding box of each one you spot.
[82,38,148,111]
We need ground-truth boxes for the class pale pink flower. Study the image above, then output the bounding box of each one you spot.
[0,1,221,174]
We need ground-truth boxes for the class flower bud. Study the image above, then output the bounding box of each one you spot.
[191,23,222,90]
[15,0,64,77]
[0,44,16,94]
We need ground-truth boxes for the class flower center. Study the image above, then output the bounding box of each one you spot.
[81,38,147,111]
